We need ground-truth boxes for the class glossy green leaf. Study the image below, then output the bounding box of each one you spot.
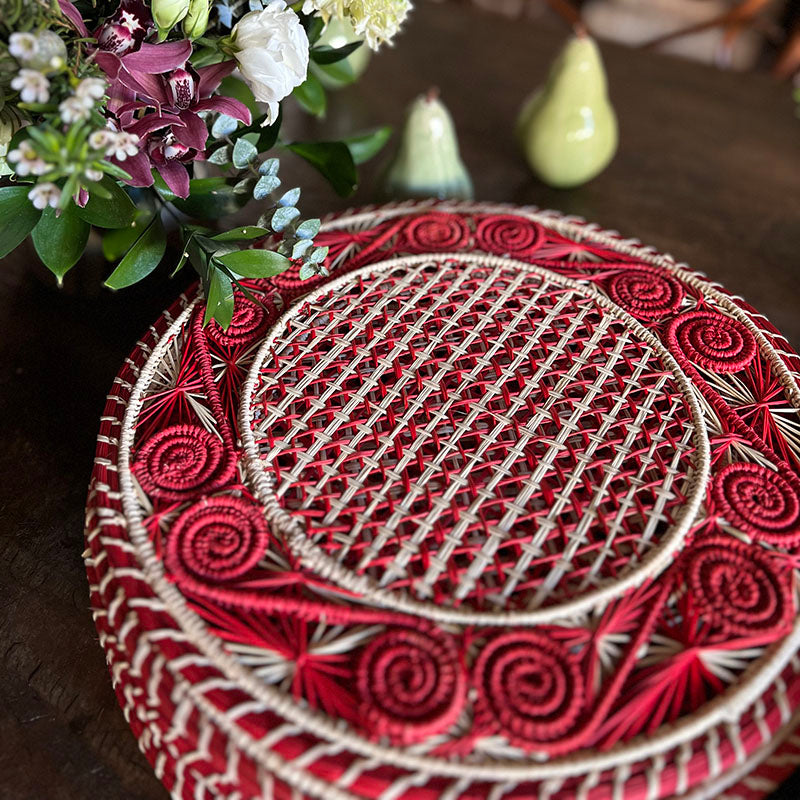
[104,216,166,289]
[345,126,393,165]
[0,185,41,259]
[76,177,136,228]
[311,41,363,64]
[293,73,326,117]
[101,210,154,261]
[203,267,234,328]
[286,140,357,197]
[215,248,291,278]
[312,59,356,87]
[31,204,90,283]
[211,226,270,242]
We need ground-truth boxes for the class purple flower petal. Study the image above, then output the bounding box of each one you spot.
[156,160,190,199]
[196,61,236,97]
[95,52,122,80]
[127,112,183,138]
[122,41,192,74]
[118,152,154,188]
[58,0,89,36]
[174,111,208,151]
[75,187,89,208]
[119,70,169,106]
[193,97,252,125]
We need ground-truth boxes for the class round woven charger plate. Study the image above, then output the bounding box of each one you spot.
[86,202,800,800]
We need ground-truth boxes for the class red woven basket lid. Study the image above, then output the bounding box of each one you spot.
[85,203,800,800]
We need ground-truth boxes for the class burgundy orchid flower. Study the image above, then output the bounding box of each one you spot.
[89,2,250,200]
[105,59,251,199]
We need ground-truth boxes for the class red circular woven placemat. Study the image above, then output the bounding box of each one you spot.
[85,203,800,800]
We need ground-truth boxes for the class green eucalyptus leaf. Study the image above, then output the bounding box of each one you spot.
[253,174,281,200]
[76,177,136,229]
[212,114,239,139]
[31,204,91,283]
[295,218,321,239]
[232,137,258,168]
[345,126,393,165]
[286,140,357,197]
[215,248,291,278]
[259,158,280,177]
[207,146,232,165]
[278,187,301,207]
[211,226,270,242]
[298,263,318,281]
[104,216,167,289]
[203,267,235,328]
[292,238,313,258]
[0,185,41,259]
[309,245,330,264]
[311,41,363,64]
[293,72,326,117]
[271,205,301,232]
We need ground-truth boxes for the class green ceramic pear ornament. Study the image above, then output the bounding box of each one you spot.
[517,32,618,189]
[384,89,473,201]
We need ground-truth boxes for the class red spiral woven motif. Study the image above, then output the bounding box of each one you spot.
[402,213,471,251]
[165,496,270,583]
[714,463,800,545]
[667,310,757,373]
[133,424,231,501]
[684,537,793,637]
[473,632,585,748]
[606,270,685,320]
[474,214,543,258]
[356,628,466,745]
[206,296,272,347]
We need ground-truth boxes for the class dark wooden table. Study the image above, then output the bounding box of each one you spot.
[2,3,799,798]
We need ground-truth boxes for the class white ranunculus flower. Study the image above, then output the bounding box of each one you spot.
[232,1,309,125]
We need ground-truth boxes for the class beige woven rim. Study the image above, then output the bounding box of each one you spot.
[112,203,800,792]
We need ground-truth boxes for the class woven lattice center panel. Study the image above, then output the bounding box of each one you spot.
[245,255,704,614]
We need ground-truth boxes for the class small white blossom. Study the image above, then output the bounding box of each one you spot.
[76,78,107,102]
[9,33,38,61]
[28,182,61,210]
[107,131,140,161]
[7,141,48,176]
[89,129,115,150]
[59,96,92,124]
[11,69,51,104]
[232,2,309,125]
[84,168,104,182]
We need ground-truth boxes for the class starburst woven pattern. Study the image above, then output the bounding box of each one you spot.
[247,256,701,615]
[84,204,800,800]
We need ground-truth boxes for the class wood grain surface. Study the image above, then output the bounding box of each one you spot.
[1,2,798,798]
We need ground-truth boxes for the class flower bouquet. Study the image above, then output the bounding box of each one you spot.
[0,0,409,326]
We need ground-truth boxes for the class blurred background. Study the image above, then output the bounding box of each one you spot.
[434,0,800,76]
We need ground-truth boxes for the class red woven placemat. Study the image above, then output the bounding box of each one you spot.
[85,203,800,799]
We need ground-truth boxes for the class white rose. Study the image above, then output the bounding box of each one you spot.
[232,1,309,124]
